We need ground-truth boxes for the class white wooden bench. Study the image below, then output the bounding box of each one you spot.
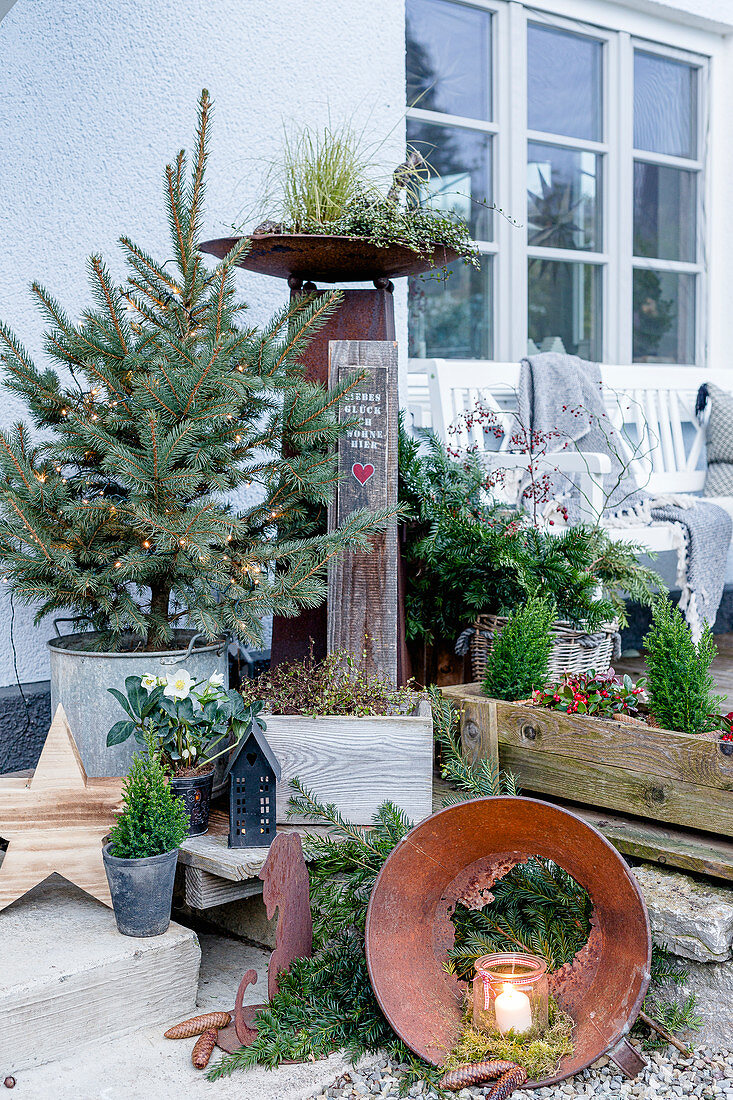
[407,359,733,578]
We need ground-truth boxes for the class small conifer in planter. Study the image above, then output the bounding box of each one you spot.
[481,597,555,702]
[103,745,190,937]
[644,598,724,737]
[0,90,395,773]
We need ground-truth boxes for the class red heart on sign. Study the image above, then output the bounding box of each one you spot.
[352,462,375,486]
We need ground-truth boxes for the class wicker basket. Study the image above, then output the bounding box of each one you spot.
[470,613,618,683]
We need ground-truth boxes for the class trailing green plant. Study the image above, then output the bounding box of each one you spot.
[430,684,520,803]
[245,120,479,269]
[482,597,555,701]
[207,689,517,1087]
[644,598,724,736]
[533,669,646,719]
[633,943,701,1049]
[239,647,416,717]
[399,432,661,646]
[0,91,397,653]
[107,741,189,859]
[106,670,261,776]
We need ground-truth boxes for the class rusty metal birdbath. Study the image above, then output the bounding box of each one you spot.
[365,797,651,1088]
[198,232,459,287]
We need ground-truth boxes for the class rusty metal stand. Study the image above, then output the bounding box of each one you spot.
[270,285,396,670]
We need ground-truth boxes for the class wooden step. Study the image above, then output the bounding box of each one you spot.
[0,875,200,1072]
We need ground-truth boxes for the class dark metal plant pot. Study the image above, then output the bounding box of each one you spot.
[102,843,179,937]
[169,771,214,837]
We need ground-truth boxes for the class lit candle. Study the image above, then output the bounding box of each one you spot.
[494,982,533,1035]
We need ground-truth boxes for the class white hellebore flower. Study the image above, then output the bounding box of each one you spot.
[164,670,194,701]
[208,672,225,687]
[182,748,191,760]
[140,674,158,692]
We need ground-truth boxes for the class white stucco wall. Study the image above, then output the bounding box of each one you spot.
[0,0,407,686]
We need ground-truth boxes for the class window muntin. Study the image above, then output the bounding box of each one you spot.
[406,0,492,120]
[527,24,602,142]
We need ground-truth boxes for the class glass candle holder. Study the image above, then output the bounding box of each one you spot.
[472,952,549,1037]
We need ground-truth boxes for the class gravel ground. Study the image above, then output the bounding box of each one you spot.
[307,1046,733,1100]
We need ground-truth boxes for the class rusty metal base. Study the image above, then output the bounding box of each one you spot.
[215,1003,263,1053]
[365,797,652,1088]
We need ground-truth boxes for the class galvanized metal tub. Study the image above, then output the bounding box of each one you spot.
[48,631,228,778]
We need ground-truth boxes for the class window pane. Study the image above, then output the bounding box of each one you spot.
[528,259,601,359]
[408,119,492,241]
[633,269,695,363]
[409,258,493,358]
[406,0,492,120]
[528,143,601,251]
[527,25,602,141]
[633,162,696,262]
[634,51,697,158]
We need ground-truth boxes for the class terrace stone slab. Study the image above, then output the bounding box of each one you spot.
[634,863,733,962]
[0,874,200,1072]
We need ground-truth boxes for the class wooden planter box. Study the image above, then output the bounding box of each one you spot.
[264,697,434,827]
[443,683,733,839]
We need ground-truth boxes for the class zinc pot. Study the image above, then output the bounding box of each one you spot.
[102,843,179,937]
[169,770,214,837]
[48,630,228,779]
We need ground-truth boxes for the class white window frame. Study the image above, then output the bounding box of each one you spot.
[406,0,713,366]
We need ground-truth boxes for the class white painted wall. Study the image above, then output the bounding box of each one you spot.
[0,0,407,686]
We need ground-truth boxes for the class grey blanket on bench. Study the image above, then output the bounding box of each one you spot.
[518,353,732,636]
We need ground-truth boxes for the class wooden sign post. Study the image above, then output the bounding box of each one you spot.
[327,340,399,683]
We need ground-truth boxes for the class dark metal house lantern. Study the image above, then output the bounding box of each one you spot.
[223,719,281,848]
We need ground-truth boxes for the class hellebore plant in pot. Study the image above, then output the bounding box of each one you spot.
[107,670,262,836]
[103,742,190,937]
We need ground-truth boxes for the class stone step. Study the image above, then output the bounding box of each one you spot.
[0,874,200,1073]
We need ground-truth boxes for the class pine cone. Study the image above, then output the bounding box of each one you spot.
[439,1060,520,1091]
[191,1029,218,1069]
[487,1066,528,1100]
[164,1011,231,1039]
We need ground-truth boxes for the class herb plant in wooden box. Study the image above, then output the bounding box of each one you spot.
[239,650,433,825]
[444,598,733,861]
[0,91,394,778]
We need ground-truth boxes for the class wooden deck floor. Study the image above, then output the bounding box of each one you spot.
[615,631,733,707]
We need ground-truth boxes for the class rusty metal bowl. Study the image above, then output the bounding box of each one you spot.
[365,797,651,1087]
[198,233,460,283]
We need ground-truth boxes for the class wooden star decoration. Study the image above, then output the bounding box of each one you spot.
[0,704,123,911]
